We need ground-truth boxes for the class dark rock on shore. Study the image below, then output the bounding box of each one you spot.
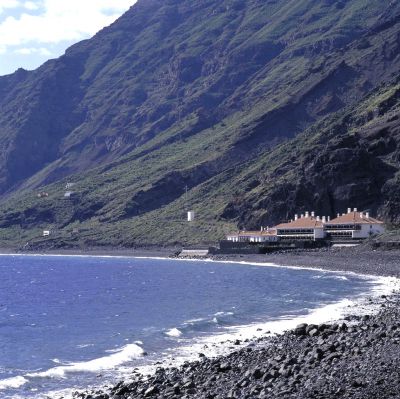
[72,292,400,399]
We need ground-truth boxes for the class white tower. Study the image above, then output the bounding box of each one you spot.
[187,211,195,222]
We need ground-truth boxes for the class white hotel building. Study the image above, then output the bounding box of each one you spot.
[226,208,385,242]
[325,208,385,240]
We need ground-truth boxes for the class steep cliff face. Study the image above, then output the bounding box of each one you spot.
[1,0,399,193]
[0,0,399,247]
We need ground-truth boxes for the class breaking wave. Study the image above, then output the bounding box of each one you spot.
[312,274,349,281]
[0,376,28,390]
[165,328,183,338]
[26,343,144,379]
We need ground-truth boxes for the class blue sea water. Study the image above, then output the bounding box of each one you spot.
[0,255,385,398]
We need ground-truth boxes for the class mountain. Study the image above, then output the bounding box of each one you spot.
[0,0,399,249]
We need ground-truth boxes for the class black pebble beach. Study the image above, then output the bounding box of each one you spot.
[70,248,400,399]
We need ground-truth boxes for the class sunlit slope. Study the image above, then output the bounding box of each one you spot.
[0,0,399,247]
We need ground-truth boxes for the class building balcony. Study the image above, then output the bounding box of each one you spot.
[325,225,361,231]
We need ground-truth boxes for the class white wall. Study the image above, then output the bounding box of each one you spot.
[352,223,385,238]
[249,235,278,242]
[313,228,326,240]
[227,235,278,242]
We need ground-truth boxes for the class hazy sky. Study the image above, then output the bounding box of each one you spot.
[0,0,137,76]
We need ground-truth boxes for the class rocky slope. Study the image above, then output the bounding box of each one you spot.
[220,80,400,230]
[0,0,400,247]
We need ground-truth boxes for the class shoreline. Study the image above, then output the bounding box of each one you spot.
[3,270,394,399]
[1,248,400,398]
[2,245,400,278]
[69,275,400,399]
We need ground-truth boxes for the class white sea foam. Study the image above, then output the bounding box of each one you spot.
[0,376,28,390]
[331,275,349,281]
[312,275,349,281]
[76,344,94,349]
[165,328,183,338]
[184,317,207,324]
[26,343,144,379]
[214,311,234,317]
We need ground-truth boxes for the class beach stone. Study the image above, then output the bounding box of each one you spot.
[227,388,240,398]
[278,388,293,395]
[249,385,261,395]
[270,369,279,379]
[319,323,329,331]
[173,384,181,394]
[239,378,249,388]
[313,348,324,360]
[309,328,319,337]
[352,379,366,388]
[183,380,195,389]
[252,368,264,379]
[144,386,159,396]
[218,362,232,372]
[306,324,318,334]
[325,352,341,362]
[294,323,308,336]
[286,356,297,365]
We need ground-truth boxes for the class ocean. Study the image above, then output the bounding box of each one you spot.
[0,255,392,398]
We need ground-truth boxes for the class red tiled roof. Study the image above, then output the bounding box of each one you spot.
[275,217,324,230]
[326,211,383,225]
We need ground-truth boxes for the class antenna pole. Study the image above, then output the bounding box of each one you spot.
[184,185,188,211]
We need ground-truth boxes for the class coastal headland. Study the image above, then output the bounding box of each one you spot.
[17,246,396,399]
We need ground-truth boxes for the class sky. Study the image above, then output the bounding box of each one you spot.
[0,0,137,76]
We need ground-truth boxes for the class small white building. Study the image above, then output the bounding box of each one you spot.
[64,191,74,198]
[187,211,195,222]
[43,230,51,237]
[275,212,326,241]
[226,228,278,243]
[325,208,385,240]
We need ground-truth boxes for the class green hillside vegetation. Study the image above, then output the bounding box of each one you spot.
[0,0,399,249]
[1,78,399,249]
